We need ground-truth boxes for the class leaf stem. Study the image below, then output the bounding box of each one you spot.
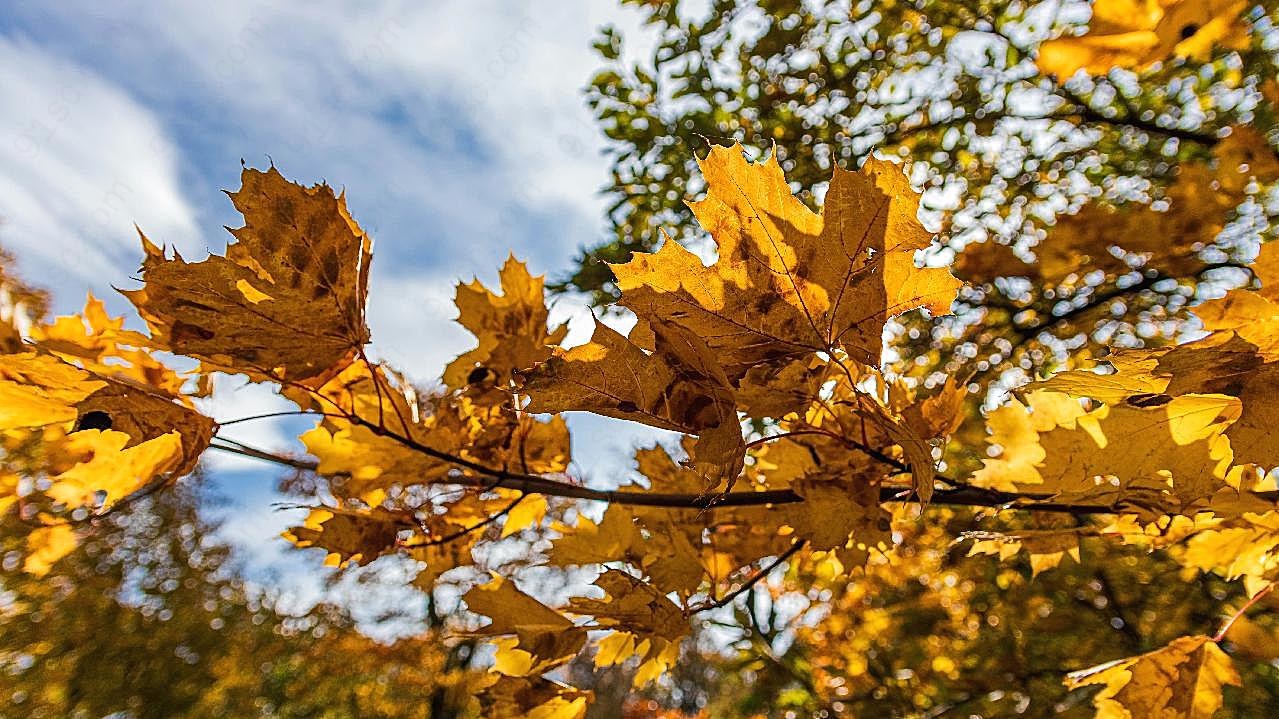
[1214,581,1278,642]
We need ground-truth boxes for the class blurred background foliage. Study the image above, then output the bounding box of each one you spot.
[0,476,483,718]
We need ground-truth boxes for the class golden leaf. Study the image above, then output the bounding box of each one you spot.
[443,255,568,392]
[567,570,689,686]
[786,476,889,567]
[901,376,967,440]
[611,145,958,376]
[501,493,548,538]
[1037,0,1248,78]
[122,166,372,383]
[965,528,1084,577]
[0,352,104,430]
[520,319,743,487]
[297,360,568,502]
[548,506,645,567]
[1157,334,1279,470]
[463,575,587,676]
[1065,635,1240,719]
[973,384,1246,513]
[478,676,591,719]
[283,506,412,567]
[0,351,212,511]
[46,429,185,508]
[31,294,189,398]
[626,443,716,595]
[73,380,214,479]
[568,569,687,640]
[1182,513,1279,592]
[1043,322,1279,473]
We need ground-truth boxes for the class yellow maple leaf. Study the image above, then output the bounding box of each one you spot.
[1182,513,1279,594]
[1065,635,1240,719]
[122,166,373,384]
[548,506,645,567]
[965,528,1085,577]
[520,319,744,487]
[463,575,587,676]
[282,506,413,567]
[0,351,213,512]
[786,476,889,558]
[1037,0,1249,78]
[478,676,592,719]
[625,443,716,596]
[0,352,105,430]
[979,391,1237,511]
[443,255,568,392]
[567,570,688,686]
[611,144,959,375]
[31,294,191,399]
[1154,335,1279,470]
[568,569,687,638]
[46,429,186,508]
[297,359,568,502]
[500,493,548,538]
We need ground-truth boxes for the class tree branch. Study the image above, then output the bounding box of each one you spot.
[1053,84,1221,146]
[208,438,1272,515]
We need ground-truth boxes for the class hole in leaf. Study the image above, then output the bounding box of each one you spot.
[75,410,113,432]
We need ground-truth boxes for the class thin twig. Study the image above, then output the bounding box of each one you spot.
[401,492,527,548]
[215,410,346,426]
[692,540,807,613]
[208,440,319,471]
[1215,581,1278,642]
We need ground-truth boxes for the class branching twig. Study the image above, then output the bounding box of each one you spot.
[692,540,807,613]
[400,492,527,548]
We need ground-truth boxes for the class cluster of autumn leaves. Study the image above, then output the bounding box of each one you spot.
[0,141,1270,716]
[1,2,1279,715]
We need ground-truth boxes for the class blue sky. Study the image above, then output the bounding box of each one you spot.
[0,1,674,621]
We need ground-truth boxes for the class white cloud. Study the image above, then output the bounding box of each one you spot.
[363,271,465,373]
[0,3,667,619]
[0,36,200,295]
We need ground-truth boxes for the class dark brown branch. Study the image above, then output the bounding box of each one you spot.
[1053,84,1221,146]
[207,440,1261,515]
